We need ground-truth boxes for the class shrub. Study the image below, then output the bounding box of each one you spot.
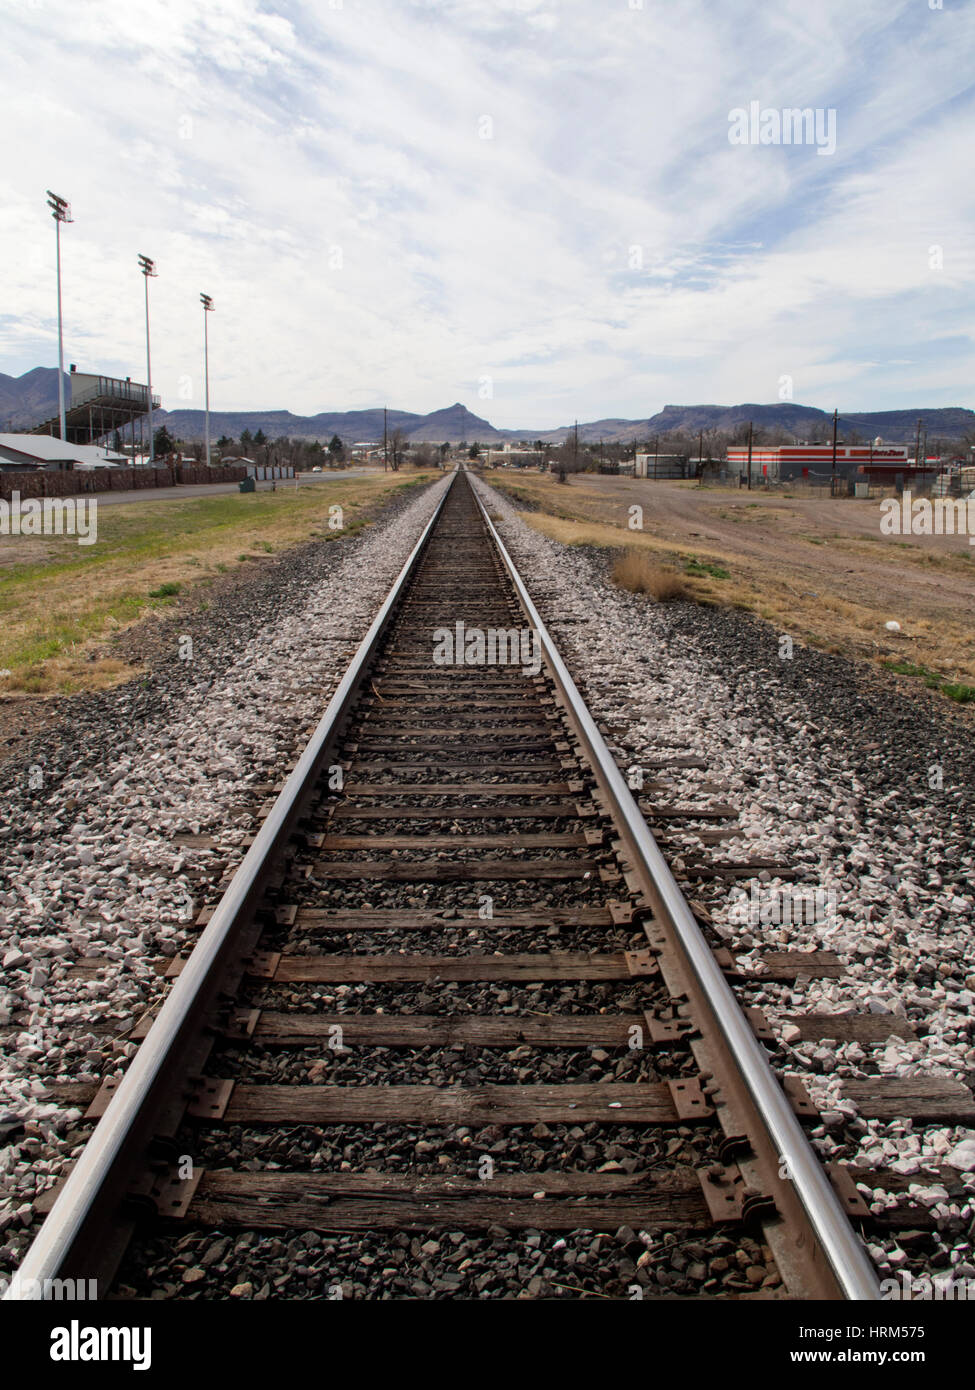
[612,550,687,602]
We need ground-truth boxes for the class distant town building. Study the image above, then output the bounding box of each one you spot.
[484,446,536,465]
[0,433,128,471]
[726,443,910,483]
[634,453,692,479]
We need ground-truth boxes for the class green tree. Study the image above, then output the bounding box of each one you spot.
[253,427,267,446]
[217,434,233,449]
[328,433,345,463]
[468,441,481,459]
[154,425,176,456]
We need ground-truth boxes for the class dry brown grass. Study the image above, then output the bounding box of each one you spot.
[0,473,436,694]
[486,470,975,693]
[612,549,688,602]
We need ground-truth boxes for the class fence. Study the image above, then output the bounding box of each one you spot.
[0,464,248,501]
[246,465,295,481]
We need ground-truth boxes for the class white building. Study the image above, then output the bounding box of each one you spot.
[0,434,128,471]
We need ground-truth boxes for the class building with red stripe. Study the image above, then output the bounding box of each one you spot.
[726,444,910,482]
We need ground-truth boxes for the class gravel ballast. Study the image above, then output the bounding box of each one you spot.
[472,473,975,1293]
[3,467,972,1298]
[0,475,449,1277]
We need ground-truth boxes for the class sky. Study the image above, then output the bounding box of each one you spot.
[1,0,974,429]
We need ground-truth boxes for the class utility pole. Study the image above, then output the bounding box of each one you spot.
[383,407,388,472]
[697,428,703,481]
[831,408,838,493]
[200,293,213,467]
[46,191,72,441]
[138,254,158,461]
[573,419,579,470]
[746,421,753,491]
[915,417,923,471]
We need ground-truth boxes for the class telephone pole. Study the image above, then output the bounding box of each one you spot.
[746,421,753,491]
[831,408,839,492]
[383,407,388,472]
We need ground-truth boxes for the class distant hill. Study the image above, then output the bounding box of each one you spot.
[3,367,972,445]
[158,406,427,444]
[402,402,501,443]
[158,400,505,444]
[0,367,71,430]
[540,403,975,446]
[619,403,975,446]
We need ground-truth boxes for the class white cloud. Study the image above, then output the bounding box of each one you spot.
[0,0,973,425]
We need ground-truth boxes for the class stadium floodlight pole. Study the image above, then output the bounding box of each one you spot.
[200,293,214,467]
[46,191,73,441]
[138,254,158,461]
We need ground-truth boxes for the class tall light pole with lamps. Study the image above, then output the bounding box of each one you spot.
[138,254,158,461]
[200,293,214,467]
[46,190,72,441]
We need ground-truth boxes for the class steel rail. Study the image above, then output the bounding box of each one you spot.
[4,471,456,1300]
[468,474,880,1301]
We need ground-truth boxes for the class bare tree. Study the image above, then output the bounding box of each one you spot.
[389,427,407,470]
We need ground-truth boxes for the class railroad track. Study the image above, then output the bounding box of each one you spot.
[5,467,915,1301]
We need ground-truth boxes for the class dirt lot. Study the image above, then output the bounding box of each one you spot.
[487,469,975,698]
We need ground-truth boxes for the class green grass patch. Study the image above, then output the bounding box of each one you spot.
[881,659,975,704]
[942,683,975,704]
[684,556,730,580]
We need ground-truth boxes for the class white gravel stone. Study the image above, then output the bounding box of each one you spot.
[471,472,975,1285]
[0,476,450,1280]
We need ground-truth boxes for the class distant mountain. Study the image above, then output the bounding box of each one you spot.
[3,367,972,445]
[0,367,70,430]
[158,406,426,444]
[158,400,505,444]
[400,402,502,443]
[617,403,975,446]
